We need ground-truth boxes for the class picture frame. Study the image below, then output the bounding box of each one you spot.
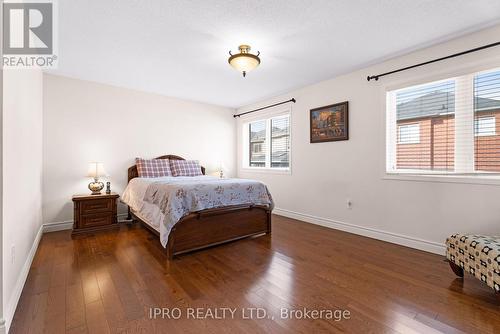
[310,101,349,143]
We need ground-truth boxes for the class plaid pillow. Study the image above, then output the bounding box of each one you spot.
[135,158,173,178]
[170,159,203,176]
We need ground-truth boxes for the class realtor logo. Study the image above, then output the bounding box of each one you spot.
[2,0,57,68]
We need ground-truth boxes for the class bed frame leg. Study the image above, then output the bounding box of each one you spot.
[127,207,132,220]
[266,210,272,234]
[166,234,175,260]
[448,261,464,278]
[166,249,173,260]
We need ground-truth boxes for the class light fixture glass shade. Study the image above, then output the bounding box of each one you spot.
[229,55,260,72]
[228,45,261,76]
[87,162,107,179]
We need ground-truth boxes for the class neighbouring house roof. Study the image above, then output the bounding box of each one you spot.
[250,129,266,142]
[250,127,288,142]
[250,127,290,164]
[397,92,500,120]
[271,151,289,162]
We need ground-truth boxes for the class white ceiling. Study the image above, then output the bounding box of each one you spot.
[49,0,500,108]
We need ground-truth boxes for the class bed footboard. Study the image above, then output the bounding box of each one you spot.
[166,205,271,259]
[131,205,271,259]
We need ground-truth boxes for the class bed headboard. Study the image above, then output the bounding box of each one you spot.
[127,155,206,183]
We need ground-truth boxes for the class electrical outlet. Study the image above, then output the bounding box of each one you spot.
[11,244,15,264]
[347,199,353,209]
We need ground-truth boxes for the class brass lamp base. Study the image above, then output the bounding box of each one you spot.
[88,179,104,195]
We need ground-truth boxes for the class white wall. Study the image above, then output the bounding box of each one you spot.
[0,2,4,331]
[2,69,43,331]
[43,74,236,224]
[237,24,500,254]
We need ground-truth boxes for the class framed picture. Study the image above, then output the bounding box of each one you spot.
[310,101,349,143]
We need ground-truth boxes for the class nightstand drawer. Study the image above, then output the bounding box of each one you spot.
[80,213,113,228]
[81,199,113,214]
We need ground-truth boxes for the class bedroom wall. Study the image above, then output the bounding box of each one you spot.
[0,4,4,331]
[0,4,4,330]
[2,69,44,331]
[42,74,236,225]
[236,24,500,254]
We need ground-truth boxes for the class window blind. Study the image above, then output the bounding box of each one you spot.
[474,70,500,172]
[249,120,266,167]
[271,116,290,168]
[386,67,500,174]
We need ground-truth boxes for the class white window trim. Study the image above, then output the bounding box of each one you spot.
[380,60,500,185]
[383,172,500,185]
[241,110,292,174]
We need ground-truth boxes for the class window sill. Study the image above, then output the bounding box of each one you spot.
[240,167,291,175]
[383,172,500,186]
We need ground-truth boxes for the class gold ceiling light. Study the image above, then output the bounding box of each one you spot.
[228,45,261,77]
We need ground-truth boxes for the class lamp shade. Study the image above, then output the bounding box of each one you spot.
[218,162,227,171]
[87,162,107,178]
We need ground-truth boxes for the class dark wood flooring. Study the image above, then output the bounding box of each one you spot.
[10,215,500,334]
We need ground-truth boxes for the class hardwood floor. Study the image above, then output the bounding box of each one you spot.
[10,215,500,334]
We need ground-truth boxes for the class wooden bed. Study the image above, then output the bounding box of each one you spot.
[126,155,272,259]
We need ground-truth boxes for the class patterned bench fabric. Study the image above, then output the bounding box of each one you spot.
[446,234,500,292]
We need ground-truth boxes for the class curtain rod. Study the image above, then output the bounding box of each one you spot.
[233,98,296,118]
[367,41,500,82]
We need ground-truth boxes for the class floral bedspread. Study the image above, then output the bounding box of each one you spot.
[143,177,274,247]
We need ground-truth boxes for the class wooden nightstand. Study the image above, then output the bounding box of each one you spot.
[72,193,120,235]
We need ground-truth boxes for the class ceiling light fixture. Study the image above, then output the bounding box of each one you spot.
[228,45,260,77]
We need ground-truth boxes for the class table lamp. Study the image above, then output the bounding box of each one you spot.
[87,162,107,195]
[218,162,227,178]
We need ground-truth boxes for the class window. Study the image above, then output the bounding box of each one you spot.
[246,114,290,169]
[398,124,420,144]
[271,116,290,167]
[475,117,496,137]
[386,68,500,174]
[249,120,266,167]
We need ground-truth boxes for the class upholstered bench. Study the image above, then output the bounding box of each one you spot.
[446,234,500,296]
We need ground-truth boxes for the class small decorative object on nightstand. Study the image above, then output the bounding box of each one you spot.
[106,181,111,194]
[218,162,227,178]
[72,193,119,235]
[87,162,107,195]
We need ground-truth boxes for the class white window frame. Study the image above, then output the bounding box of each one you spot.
[383,65,500,184]
[398,123,420,144]
[242,113,291,173]
[474,116,496,137]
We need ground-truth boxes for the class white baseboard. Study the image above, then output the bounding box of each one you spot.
[273,208,446,255]
[43,220,73,232]
[4,224,44,333]
[43,213,130,233]
[0,318,5,334]
[117,213,128,221]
